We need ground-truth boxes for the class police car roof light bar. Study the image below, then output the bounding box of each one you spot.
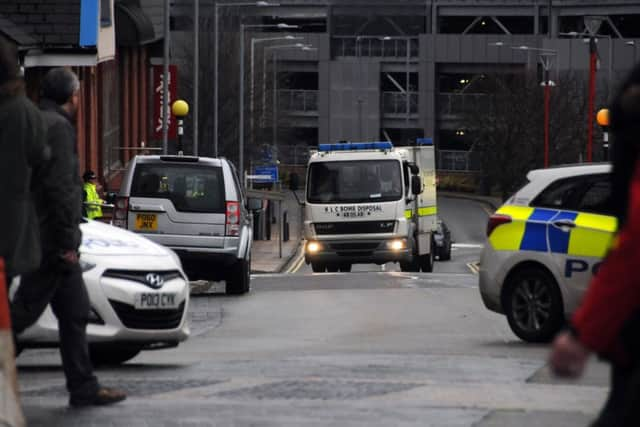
[416,137,433,146]
[318,141,394,152]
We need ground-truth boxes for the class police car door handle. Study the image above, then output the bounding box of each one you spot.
[551,219,576,229]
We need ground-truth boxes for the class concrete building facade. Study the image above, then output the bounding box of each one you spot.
[172,0,640,169]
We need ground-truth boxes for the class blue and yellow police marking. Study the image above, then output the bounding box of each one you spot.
[488,206,533,251]
[489,205,617,258]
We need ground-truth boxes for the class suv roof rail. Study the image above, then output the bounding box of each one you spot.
[159,155,200,163]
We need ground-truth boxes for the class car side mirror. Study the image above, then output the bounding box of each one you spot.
[289,173,300,192]
[411,176,422,195]
[247,198,263,211]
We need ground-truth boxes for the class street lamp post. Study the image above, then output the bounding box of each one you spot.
[172,100,190,155]
[250,35,302,147]
[239,23,298,176]
[597,108,610,161]
[192,0,199,156]
[261,43,311,140]
[490,43,558,167]
[560,17,608,163]
[213,1,278,158]
[263,44,315,163]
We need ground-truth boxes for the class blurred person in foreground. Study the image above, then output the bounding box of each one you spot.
[10,67,126,407]
[0,37,48,284]
[549,63,640,426]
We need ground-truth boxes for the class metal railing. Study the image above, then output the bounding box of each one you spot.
[438,93,492,117]
[278,89,319,112]
[331,37,419,58]
[437,150,480,172]
[382,91,418,114]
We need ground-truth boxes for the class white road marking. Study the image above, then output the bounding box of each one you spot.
[453,243,484,249]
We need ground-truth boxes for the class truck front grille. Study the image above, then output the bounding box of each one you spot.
[314,221,395,235]
[329,242,380,251]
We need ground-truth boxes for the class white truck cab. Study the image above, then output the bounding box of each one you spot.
[303,140,437,273]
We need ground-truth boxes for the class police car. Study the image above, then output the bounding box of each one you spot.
[479,163,615,342]
[14,220,190,365]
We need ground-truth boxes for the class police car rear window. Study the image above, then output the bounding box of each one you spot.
[130,164,225,213]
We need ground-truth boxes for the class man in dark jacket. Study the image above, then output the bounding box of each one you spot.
[10,68,126,407]
[0,37,48,280]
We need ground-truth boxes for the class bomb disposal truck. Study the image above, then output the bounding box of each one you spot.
[303,140,437,273]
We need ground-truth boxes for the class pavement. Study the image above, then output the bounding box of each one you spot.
[250,190,304,274]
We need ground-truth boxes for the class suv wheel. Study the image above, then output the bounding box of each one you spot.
[504,266,563,343]
[226,256,250,295]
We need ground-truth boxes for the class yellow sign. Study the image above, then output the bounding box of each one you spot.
[135,213,158,231]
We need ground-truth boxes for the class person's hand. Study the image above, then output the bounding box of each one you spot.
[59,250,79,265]
[549,331,591,378]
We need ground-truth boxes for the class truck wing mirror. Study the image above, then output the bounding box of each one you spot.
[411,176,422,195]
[408,162,419,175]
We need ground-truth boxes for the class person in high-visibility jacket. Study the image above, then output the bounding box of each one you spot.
[82,170,104,219]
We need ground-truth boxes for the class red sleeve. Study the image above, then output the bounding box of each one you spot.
[572,162,640,361]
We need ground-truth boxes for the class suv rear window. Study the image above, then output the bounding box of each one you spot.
[131,163,225,213]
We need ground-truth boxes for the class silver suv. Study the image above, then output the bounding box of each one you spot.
[114,155,252,294]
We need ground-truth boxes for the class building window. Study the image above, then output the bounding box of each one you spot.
[101,0,112,27]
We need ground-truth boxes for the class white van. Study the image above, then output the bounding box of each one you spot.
[302,141,437,273]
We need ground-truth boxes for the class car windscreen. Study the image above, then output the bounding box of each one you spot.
[307,160,402,204]
[130,163,225,213]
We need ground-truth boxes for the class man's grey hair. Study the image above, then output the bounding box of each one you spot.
[41,67,80,105]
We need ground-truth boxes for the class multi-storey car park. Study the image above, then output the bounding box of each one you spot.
[171,1,640,175]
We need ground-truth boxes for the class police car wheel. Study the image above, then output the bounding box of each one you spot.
[311,263,326,273]
[504,267,563,343]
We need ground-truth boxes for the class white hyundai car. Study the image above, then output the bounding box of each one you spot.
[14,220,190,365]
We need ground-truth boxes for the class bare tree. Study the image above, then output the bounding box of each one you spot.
[463,71,589,198]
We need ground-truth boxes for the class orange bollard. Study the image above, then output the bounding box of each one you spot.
[0,257,25,427]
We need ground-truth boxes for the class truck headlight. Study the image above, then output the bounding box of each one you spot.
[387,239,406,251]
[306,241,322,254]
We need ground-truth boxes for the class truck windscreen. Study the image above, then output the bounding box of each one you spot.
[307,160,403,204]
